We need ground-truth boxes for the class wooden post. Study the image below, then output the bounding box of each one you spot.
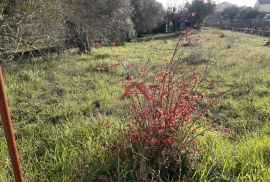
[0,66,24,182]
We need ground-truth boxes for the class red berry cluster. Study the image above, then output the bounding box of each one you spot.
[121,63,213,150]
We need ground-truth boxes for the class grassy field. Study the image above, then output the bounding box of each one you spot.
[0,28,270,181]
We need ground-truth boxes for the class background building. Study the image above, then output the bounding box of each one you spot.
[255,0,270,12]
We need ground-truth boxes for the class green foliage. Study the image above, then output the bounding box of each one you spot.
[221,6,240,20]
[131,0,165,35]
[187,0,215,28]
[236,7,266,20]
[63,0,136,51]
[0,29,270,181]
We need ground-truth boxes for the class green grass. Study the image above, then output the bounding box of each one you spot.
[0,28,270,181]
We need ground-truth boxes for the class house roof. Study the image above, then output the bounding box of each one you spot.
[258,0,270,4]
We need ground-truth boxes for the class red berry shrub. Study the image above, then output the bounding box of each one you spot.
[119,61,214,180]
[111,29,216,181]
[121,69,211,146]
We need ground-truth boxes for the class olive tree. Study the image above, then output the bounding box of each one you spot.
[62,0,135,52]
[0,0,65,62]
[131,0,165,35]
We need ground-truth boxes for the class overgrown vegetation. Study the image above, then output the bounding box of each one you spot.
[0,0,215,62]
[0,28,270,181]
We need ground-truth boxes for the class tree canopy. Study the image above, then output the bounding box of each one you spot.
[0,0,214,60]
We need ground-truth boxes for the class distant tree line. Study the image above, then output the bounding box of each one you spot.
[0,0,215,60]
[221,6,267,21]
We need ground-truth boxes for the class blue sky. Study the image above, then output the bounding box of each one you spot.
[156,0,257,8]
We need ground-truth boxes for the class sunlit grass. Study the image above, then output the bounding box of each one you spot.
[0,28,270,181]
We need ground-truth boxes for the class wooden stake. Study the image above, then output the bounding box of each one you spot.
[0,66,24,182]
